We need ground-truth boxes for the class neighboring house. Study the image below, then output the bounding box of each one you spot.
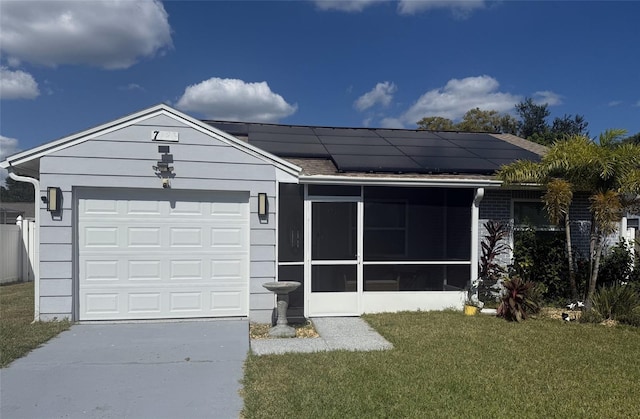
[0,104,594,323]
[0,202,35,224]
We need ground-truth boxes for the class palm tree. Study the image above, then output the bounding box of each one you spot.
[498,130,640,308]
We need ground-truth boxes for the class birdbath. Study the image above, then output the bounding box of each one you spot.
[262,281,301,338]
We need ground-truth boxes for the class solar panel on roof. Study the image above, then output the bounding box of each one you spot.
[250,132,321,144]
[376,130,441,139]
[207,122,248,136]
[312,127,380,137]
[435,132,500,141]
[398,146,477,158]
[317,136,388,146]
[383,137,450,147]
[332,155,422,172]
[324,144,404,156]
[249,125,315,135]
[209,119,542,175]
[412,156,499,173]
[249,141,329,158]
[446,138,516,150]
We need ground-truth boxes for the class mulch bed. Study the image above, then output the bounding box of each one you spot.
[250,320,319,339]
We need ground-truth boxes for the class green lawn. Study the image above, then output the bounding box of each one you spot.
[0,282,70,367]
[242,311,640,418]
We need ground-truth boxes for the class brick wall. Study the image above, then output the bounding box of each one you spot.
[478,188,593,269]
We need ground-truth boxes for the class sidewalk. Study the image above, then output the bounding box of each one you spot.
[250,317,393,356]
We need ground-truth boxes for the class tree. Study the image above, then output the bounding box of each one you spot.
[622,132,640,145]
[417,109,519,134]
[551,114,589,138]
[457,108,519,134]
[543,178,578,301]
[417,116,455,131]
[514,98,589,145]
[498,130,640,308]
[0,177,35,202]
[515,98,550,140]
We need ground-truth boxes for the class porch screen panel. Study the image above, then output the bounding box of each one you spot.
[312,265,357,292]
[363,187,472,261]
[363,265,470,291]
[312,202,357,260]
[278,184,304,262]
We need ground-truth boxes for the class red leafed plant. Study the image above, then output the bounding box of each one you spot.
[497,276,540,322]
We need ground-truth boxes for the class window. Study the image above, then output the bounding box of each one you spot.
[513,200,559,231]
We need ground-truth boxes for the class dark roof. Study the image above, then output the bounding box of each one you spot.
[205,121,545,176]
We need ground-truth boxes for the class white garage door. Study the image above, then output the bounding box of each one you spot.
[78,188,249,320]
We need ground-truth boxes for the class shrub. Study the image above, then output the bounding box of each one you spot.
[619,306,640,327]
[599,240,634,286]
[477,221,509,304]
[497,276,540,322]
[588,285,640,320]
[512,225,583,302]
[580,309,604,324]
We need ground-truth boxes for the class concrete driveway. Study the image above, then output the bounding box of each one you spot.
[0,319,249,419]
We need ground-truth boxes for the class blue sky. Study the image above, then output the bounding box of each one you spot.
[1,0,639,167]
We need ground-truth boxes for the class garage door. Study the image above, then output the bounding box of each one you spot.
[78,188,249,320]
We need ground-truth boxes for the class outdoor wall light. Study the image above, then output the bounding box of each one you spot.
[258,193,268,217]
[46,187,62,212]
[153,145,175,188]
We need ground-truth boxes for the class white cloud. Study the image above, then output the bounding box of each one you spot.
[0,135,21,184]
[175,77,297,122]
[354,81,397,111]
[0,135,20,161]
[533,90,563,106]
[119,83,144,92]
[607,100,622,107]
[398,0,486,17]
[0,0,172,69]
[0,66,39,100]
[313,0,385,12]
[634,100,640,107]
[380,117,405,129]
[394,75,520,127]
[313,0,486,16]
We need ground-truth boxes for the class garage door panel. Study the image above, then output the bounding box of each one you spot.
[128,227,162,247]
[129,293,162,313]
[84,260,120,281]
[170,227,203,247]
[79,188,249,320]
[169,201,204,216]
[169,260,203,280]
[83,227,119,247]
[211,228,246,247]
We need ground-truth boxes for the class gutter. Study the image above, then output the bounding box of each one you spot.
[299,175,502,188]
[470,188,485,286]
[8,170,40,322]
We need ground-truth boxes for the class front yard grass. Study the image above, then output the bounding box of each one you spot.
[243,310,640,418]
[0,282,70,367]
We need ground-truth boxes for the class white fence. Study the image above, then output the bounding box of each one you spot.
[1,216,35,284]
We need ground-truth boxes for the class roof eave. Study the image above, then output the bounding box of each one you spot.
[299,174,503,188]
